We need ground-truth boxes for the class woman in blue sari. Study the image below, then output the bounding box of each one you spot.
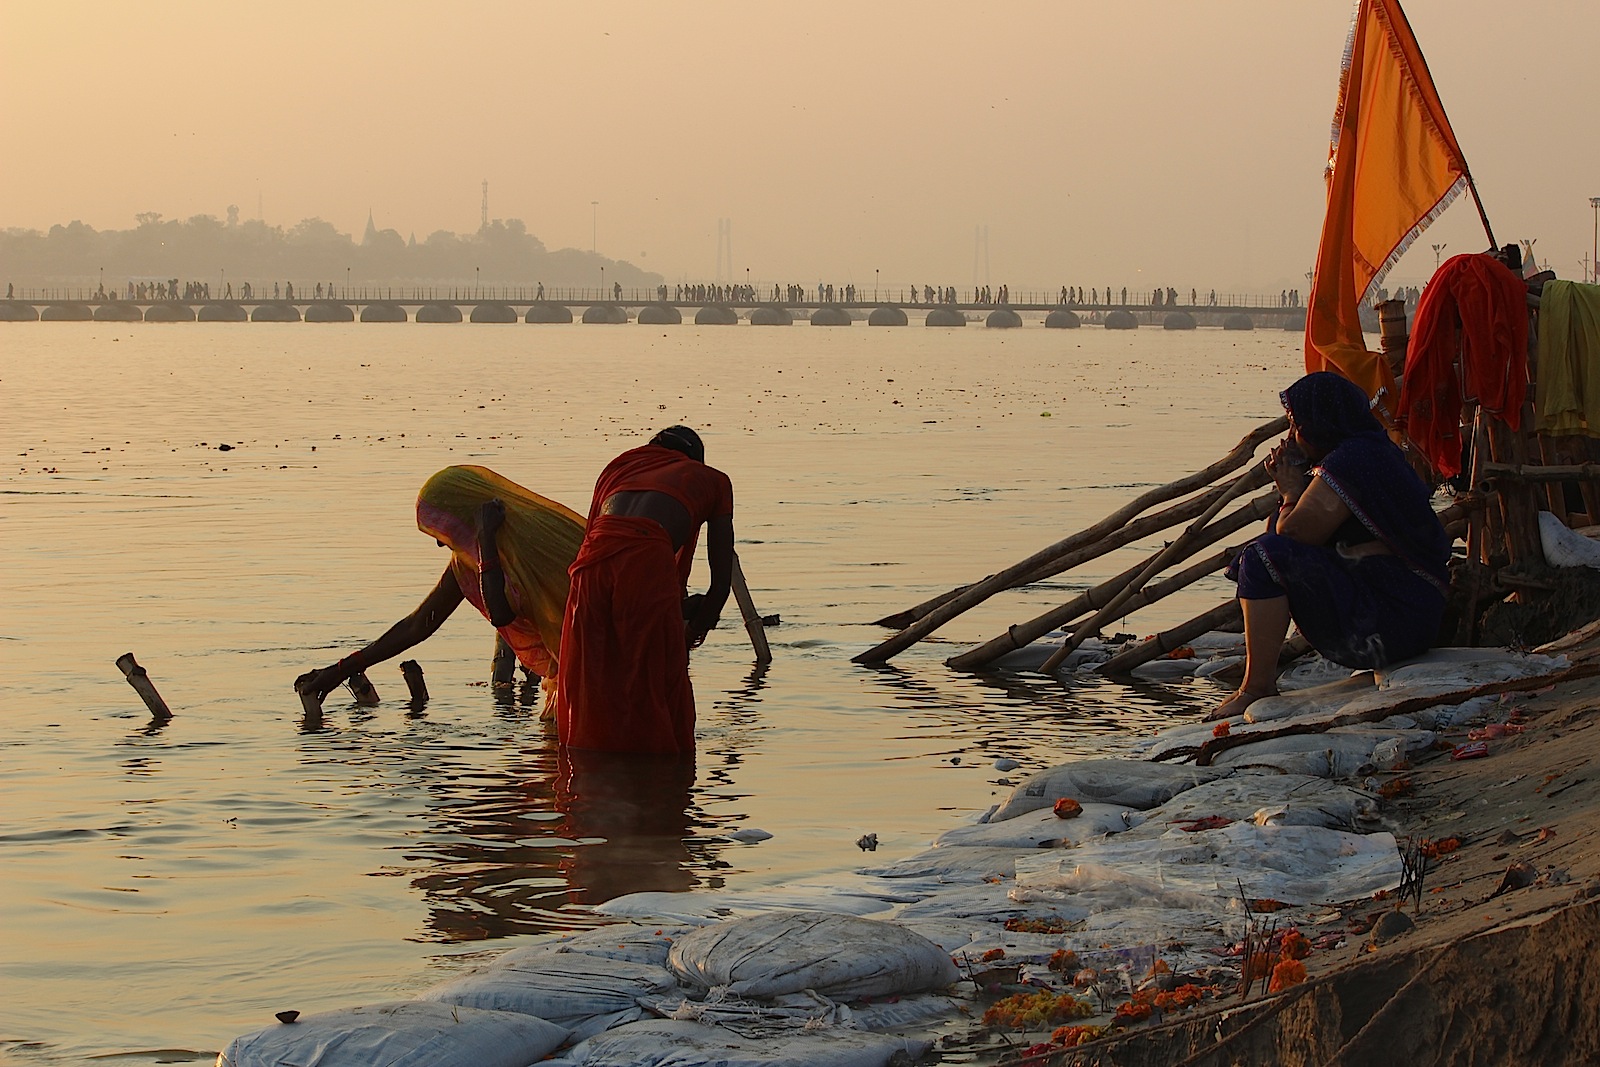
[1208,372,1451,720]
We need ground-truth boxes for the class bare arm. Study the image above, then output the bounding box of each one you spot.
[477,499,515,627]
[297,566,465,700]
[687,514,734,650]
[1276,476,1352,546]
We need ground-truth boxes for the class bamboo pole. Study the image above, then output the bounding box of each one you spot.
[115,652,172,719]
[854,463,1274,665]
[1094,600,1244,677]
[1038,464,1267,674]
[945,491,1274,671]
[868,415,1288,630]
[729,552,772,665]
[1481,461,1600,483]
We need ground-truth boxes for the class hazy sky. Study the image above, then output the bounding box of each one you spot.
[3,1,1596,292]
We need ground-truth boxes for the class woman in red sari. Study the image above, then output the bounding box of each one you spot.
[556,427,734,756]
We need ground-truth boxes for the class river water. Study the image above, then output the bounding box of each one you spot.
[0,318,1302,1064]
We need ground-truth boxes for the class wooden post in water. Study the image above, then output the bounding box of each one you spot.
[730,553,772,664]
[115,653,172,719]
[491,634,517,687]
[346,671,380,706]
[400,660,429,704]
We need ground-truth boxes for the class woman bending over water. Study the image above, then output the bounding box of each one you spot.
[1209,372,1450,721]
[296,465,585,705]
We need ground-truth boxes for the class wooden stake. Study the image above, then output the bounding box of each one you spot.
[115,653,172,719]
[399,660,429,704]
[1038,464,1268,673]
[346,671,380,706]
[868,415,1288,630]
[491,634,517,687]
[730,552,772,665]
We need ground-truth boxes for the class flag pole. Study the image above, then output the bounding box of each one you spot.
[1463,170,1497,250]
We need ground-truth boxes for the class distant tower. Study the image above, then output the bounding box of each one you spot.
[481,180,489,231]
[715,218,733,283]
[363,209,378,246]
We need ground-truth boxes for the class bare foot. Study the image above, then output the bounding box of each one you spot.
[1204,687,1277,722]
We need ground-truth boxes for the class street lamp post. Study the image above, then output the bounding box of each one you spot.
[1431,243,1447,272]
[346,266,350,299]
[1590,198,1600,284]
[475,266,480,299]
[600,266,606,303]
[875,268,879,302]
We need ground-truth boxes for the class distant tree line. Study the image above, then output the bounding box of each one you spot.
[0,209,662,290]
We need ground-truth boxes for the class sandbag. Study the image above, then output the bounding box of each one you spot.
[417,947,678,1041]
[934,803,1140,849]
[1240,674,1377,723]
[1209,730,1428,778]
[990,759,1229,821]
[1538,510,1600,568]
[1130,772,1380,834]
[217,1001,569,1067]
[1374,648,1566,691]
[666,911,958,999]
[857,846,1025,885]
[545,1018,931,1067]
[551,924,693,967]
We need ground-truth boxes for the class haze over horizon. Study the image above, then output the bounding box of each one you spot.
[3,0,1595,292]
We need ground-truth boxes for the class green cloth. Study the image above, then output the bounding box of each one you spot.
[1536,280,1600,436]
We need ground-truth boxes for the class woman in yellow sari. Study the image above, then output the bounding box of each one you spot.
[297,466,586,703]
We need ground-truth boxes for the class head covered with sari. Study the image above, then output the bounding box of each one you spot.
[416,465,586,677]
[1282,371,1383,457]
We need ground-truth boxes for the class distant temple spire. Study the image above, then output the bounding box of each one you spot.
[363,209,378,246]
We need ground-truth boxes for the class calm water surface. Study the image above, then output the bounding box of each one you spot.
[1,320,1302,1064]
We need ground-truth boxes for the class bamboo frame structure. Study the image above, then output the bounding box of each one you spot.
[855,416,1287,663]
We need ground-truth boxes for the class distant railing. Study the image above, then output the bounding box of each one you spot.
[2,283,1316,310]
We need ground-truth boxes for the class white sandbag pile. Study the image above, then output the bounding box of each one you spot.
[989,758,1230,821]
[1208,729,1433,778]
[416,946,679,1041]
[667,911,959,999]
[544,1018,931,1067]
[217,1001,570,1067]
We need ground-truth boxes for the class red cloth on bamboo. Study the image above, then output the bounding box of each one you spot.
[1399,253,1528,478]
[556,515,696,755]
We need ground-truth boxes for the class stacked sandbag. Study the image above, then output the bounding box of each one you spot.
[416,946,679,1040]
[667,911,959,999]
[989,758,1229,822]
[217,1001,569,1067]
[543,1018,932,1067]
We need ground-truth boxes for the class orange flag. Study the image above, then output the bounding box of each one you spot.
[1304,0,1470,416]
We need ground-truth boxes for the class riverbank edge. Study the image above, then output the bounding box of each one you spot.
[1040,627,1600,1066]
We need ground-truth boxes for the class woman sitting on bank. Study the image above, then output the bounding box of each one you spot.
[296,465,586,705]
[1209,372,1450,721]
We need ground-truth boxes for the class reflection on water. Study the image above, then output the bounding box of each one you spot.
[0,323,1301,1063]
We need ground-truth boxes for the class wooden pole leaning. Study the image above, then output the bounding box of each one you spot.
[867,415,1289,632]
[730,552,772,665]
[946,490,1276,671]
[1037,464,1271,674]
[854,417,1287,663]
[1096,599,1245,676]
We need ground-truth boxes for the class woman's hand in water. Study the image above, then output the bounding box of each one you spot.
[295,662,348,702]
